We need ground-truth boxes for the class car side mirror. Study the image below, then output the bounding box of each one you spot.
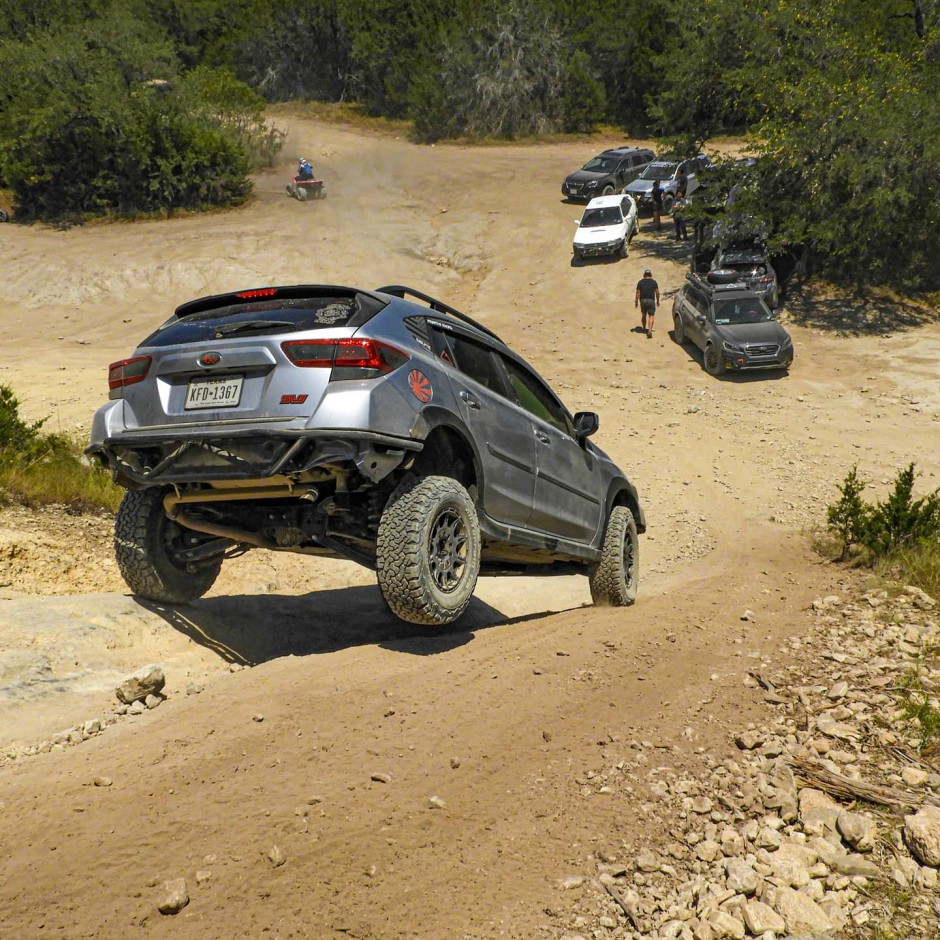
[573,411,599,442]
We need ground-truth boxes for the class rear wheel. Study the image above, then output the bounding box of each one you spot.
[704,343,725,376]
[589,506,639,606]
[296,186,308,201]
[376,475,481,625]
[114,488,222,604]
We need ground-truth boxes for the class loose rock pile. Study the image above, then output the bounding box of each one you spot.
[565,584,940,939]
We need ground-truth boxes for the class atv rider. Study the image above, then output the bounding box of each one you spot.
[296,158,314,181]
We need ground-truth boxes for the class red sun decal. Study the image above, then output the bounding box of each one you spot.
[408,369,433,403]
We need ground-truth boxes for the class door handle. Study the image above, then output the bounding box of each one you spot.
[534,429,551,444]
[459,390,481,410]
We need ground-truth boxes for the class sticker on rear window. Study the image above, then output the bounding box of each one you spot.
[408,370,433,403]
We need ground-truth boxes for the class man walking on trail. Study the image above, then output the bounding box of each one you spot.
[635,269,660,338]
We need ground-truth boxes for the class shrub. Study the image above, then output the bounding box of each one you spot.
[826,464,870,561]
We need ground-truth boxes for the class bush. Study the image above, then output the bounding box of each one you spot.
[0,15,277,221]
[825,463,940,599]
[0,385,120,512]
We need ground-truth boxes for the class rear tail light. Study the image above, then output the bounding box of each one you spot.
[236,288,277,300]
[281,338,409,378]
[108,355,152,393]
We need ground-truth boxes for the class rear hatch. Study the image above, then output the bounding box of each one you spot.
[108,286,389,432]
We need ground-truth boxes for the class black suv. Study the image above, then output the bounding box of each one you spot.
[562,147,655,202]
[672,272,794,376]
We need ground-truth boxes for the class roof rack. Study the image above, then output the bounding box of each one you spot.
[375,285,504,343]
[686,271,751,293]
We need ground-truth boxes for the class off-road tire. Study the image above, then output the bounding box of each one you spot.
[114,488,222,604]
[296,186,308,201]
[704,343,726,376]
[589,506,639,606]
[376,475,481,625]
[673,312,686,345]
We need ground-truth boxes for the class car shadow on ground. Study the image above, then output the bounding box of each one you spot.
[783,282,937,335]
[136,585,530,665]
[669,330,790,382]
[571,253,623,268]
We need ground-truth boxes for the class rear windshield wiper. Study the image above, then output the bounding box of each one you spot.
[212,320,296,337]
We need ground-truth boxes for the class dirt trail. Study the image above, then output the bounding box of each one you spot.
[0,115,938,938]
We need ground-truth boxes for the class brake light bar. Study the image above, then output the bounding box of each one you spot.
[236,288,277,300]
[281,338,408,374]
[108,355,152,390]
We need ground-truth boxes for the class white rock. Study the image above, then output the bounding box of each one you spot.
[772,887,832,934]
[725,859,760,896]
[901,766,928,787]
[116,664,165,704]
[708,909,745,939]
[827,681,849,700]
[904,805,940,867]
[742,900,785,935]
[158,878,189,915]
[836,811,876,852]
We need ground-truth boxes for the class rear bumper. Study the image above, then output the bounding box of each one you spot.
[86,428,422,486]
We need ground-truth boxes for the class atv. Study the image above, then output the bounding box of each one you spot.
[286,175,326,201]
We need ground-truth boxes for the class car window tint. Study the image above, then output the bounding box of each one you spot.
[501,358,573,436]
[447,333,506,393]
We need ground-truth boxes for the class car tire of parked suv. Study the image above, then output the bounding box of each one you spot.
[588,506,639,607]
[704,343,726,376]
[673,313,686,345]
[376,474,481,625]
[619,239,629,259]
[601,184,615,196]
[663,194,675,214]
[114,488,223,604]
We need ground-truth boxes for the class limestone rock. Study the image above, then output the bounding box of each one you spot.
[772,887,832,934]
[742,900,785,936]
[158,878,189,915]
[708,910,745,939]
[116,665,165,705]
[836,810,876,852]
[725,859,760,896]
[798,788,842,829]
[904,805,940,867]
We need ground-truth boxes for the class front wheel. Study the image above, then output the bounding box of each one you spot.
[618,238,629,259]
[673,312,686,345]
[589,506,639,606]
[704,343,726,376]
[601,184,615,196]
[0,209,8,223]
[376,475,481,625]
[114,488,222,604]
[663,194,675,214]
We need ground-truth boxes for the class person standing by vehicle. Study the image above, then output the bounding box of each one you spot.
[635,269,660,338]
[651,181,664,230]
[672,188,688,240]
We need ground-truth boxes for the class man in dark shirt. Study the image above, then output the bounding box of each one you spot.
[635,269,660,338]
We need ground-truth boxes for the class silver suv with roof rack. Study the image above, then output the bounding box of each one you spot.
[88,285,645,625]
[672,272,794,376]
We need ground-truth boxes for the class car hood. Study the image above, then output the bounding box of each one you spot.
[566,169,608,185]
[624,179,654,195]
[720,322,791,345]
[574,224,626,246]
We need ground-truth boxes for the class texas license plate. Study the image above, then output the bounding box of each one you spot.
[185,376,243,409]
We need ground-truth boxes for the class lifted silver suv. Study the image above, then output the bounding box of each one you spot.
[88,285,645,625]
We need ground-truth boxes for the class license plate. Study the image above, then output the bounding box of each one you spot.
[185,376,243,409]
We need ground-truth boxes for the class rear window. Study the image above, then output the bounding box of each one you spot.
[139,295,376,348]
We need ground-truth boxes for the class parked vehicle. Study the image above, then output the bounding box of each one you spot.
[572,194,639,261]
[623,155,712,213]
[561,146,654,202]
[88,284,645,625]
[672,272,793,376]
[710,242,779,308]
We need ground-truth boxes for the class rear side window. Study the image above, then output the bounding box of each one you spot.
[447,333,506,394]
[141,295,368,348]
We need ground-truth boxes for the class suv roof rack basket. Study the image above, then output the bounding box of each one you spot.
[376,285,503,343]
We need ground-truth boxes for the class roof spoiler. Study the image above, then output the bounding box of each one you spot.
[376,285,503,343]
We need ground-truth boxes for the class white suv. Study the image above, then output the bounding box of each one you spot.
[572,194,639,261]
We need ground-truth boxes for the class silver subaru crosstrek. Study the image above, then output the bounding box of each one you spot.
[88,285,645,625]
